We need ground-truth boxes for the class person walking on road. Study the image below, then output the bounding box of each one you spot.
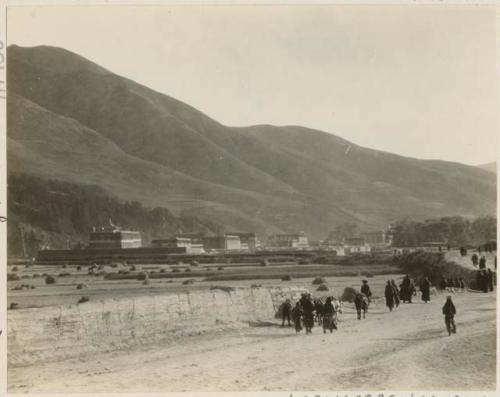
[281,299,292,327]
[322,296,337,333]
[391,280,400,308]
[420,276,431,303]
[385,280,395,311]
[291,302,303,333]
[442,296,457,336]
[300,293,315,335]
[479,255,487,270]
[487,269,494,292]
[361,279,372,303]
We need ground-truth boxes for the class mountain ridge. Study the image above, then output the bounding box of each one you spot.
[7,45,496,240]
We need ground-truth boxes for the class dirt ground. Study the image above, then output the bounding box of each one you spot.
[8,289,496,393]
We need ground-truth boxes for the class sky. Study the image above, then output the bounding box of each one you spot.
[7,5,498,165]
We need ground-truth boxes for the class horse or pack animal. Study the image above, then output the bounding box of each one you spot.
[354,293,369,320]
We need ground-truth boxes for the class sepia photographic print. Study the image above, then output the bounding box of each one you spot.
[0,2,498,396]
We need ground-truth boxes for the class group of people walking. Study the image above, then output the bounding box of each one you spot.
[281,265,495,337]
[439,276,466,292]
[281,293,341,335]
[384,275,423,311]
[476,268,495,293]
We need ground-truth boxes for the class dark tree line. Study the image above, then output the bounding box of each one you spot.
[8,173,222,257]
[390,216,496,248]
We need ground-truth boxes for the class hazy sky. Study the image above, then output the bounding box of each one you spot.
[8,5,498,165]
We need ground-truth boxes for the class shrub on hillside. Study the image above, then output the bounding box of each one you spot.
[172,268,180,273]
[281,275,292,281]
[77,296,90,304]
[76,283,87,290]
[45,275,56,284]
[317,284,329,291]
[137,272,148,281]
[190,261,199,267]
[312,277,326,285]
[76,265,82,271]
[7,273,20,281]
[12,266,18,272]
[341,287,357,303]
[58,272,71,277]
[394,251,476,287]
[9,303,19,310]
[182,279,195,285]
[185,268,192,273]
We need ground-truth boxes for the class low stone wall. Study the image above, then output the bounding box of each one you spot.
[8,286,306,367]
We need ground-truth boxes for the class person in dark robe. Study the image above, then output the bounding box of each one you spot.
[291,302,303,333]
[420,277,431,303]
[476,270,489,293]
[442,296,457,336]
[360,280,372,302]
[471,253,479,267]
[481,270,489,293]
[479,256,486,270]
[390,280,400,307]
[322,296,337,333]
[476,270,485,292]
[400,275,413,303]
[487,269,494,292]
[385,281,395,311]
[281,299,292,327]
[314,299,324,325]
[301,294,315,334]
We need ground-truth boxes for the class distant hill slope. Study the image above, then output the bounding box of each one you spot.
[7,45,497,242]
[477,162,497,174]
[7,173,222,257]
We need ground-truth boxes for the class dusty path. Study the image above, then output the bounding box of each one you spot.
[9,291,496,392]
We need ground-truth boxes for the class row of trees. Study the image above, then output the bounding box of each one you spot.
[390,216,496,247]
[8,173,223,257]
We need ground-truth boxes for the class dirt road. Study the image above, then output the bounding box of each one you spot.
[8,290,496,392]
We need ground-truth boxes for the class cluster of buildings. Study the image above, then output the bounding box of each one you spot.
[86,225,390,255]
[320,231,390,255]
[37,223,393,265]
[87,226,260,254]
